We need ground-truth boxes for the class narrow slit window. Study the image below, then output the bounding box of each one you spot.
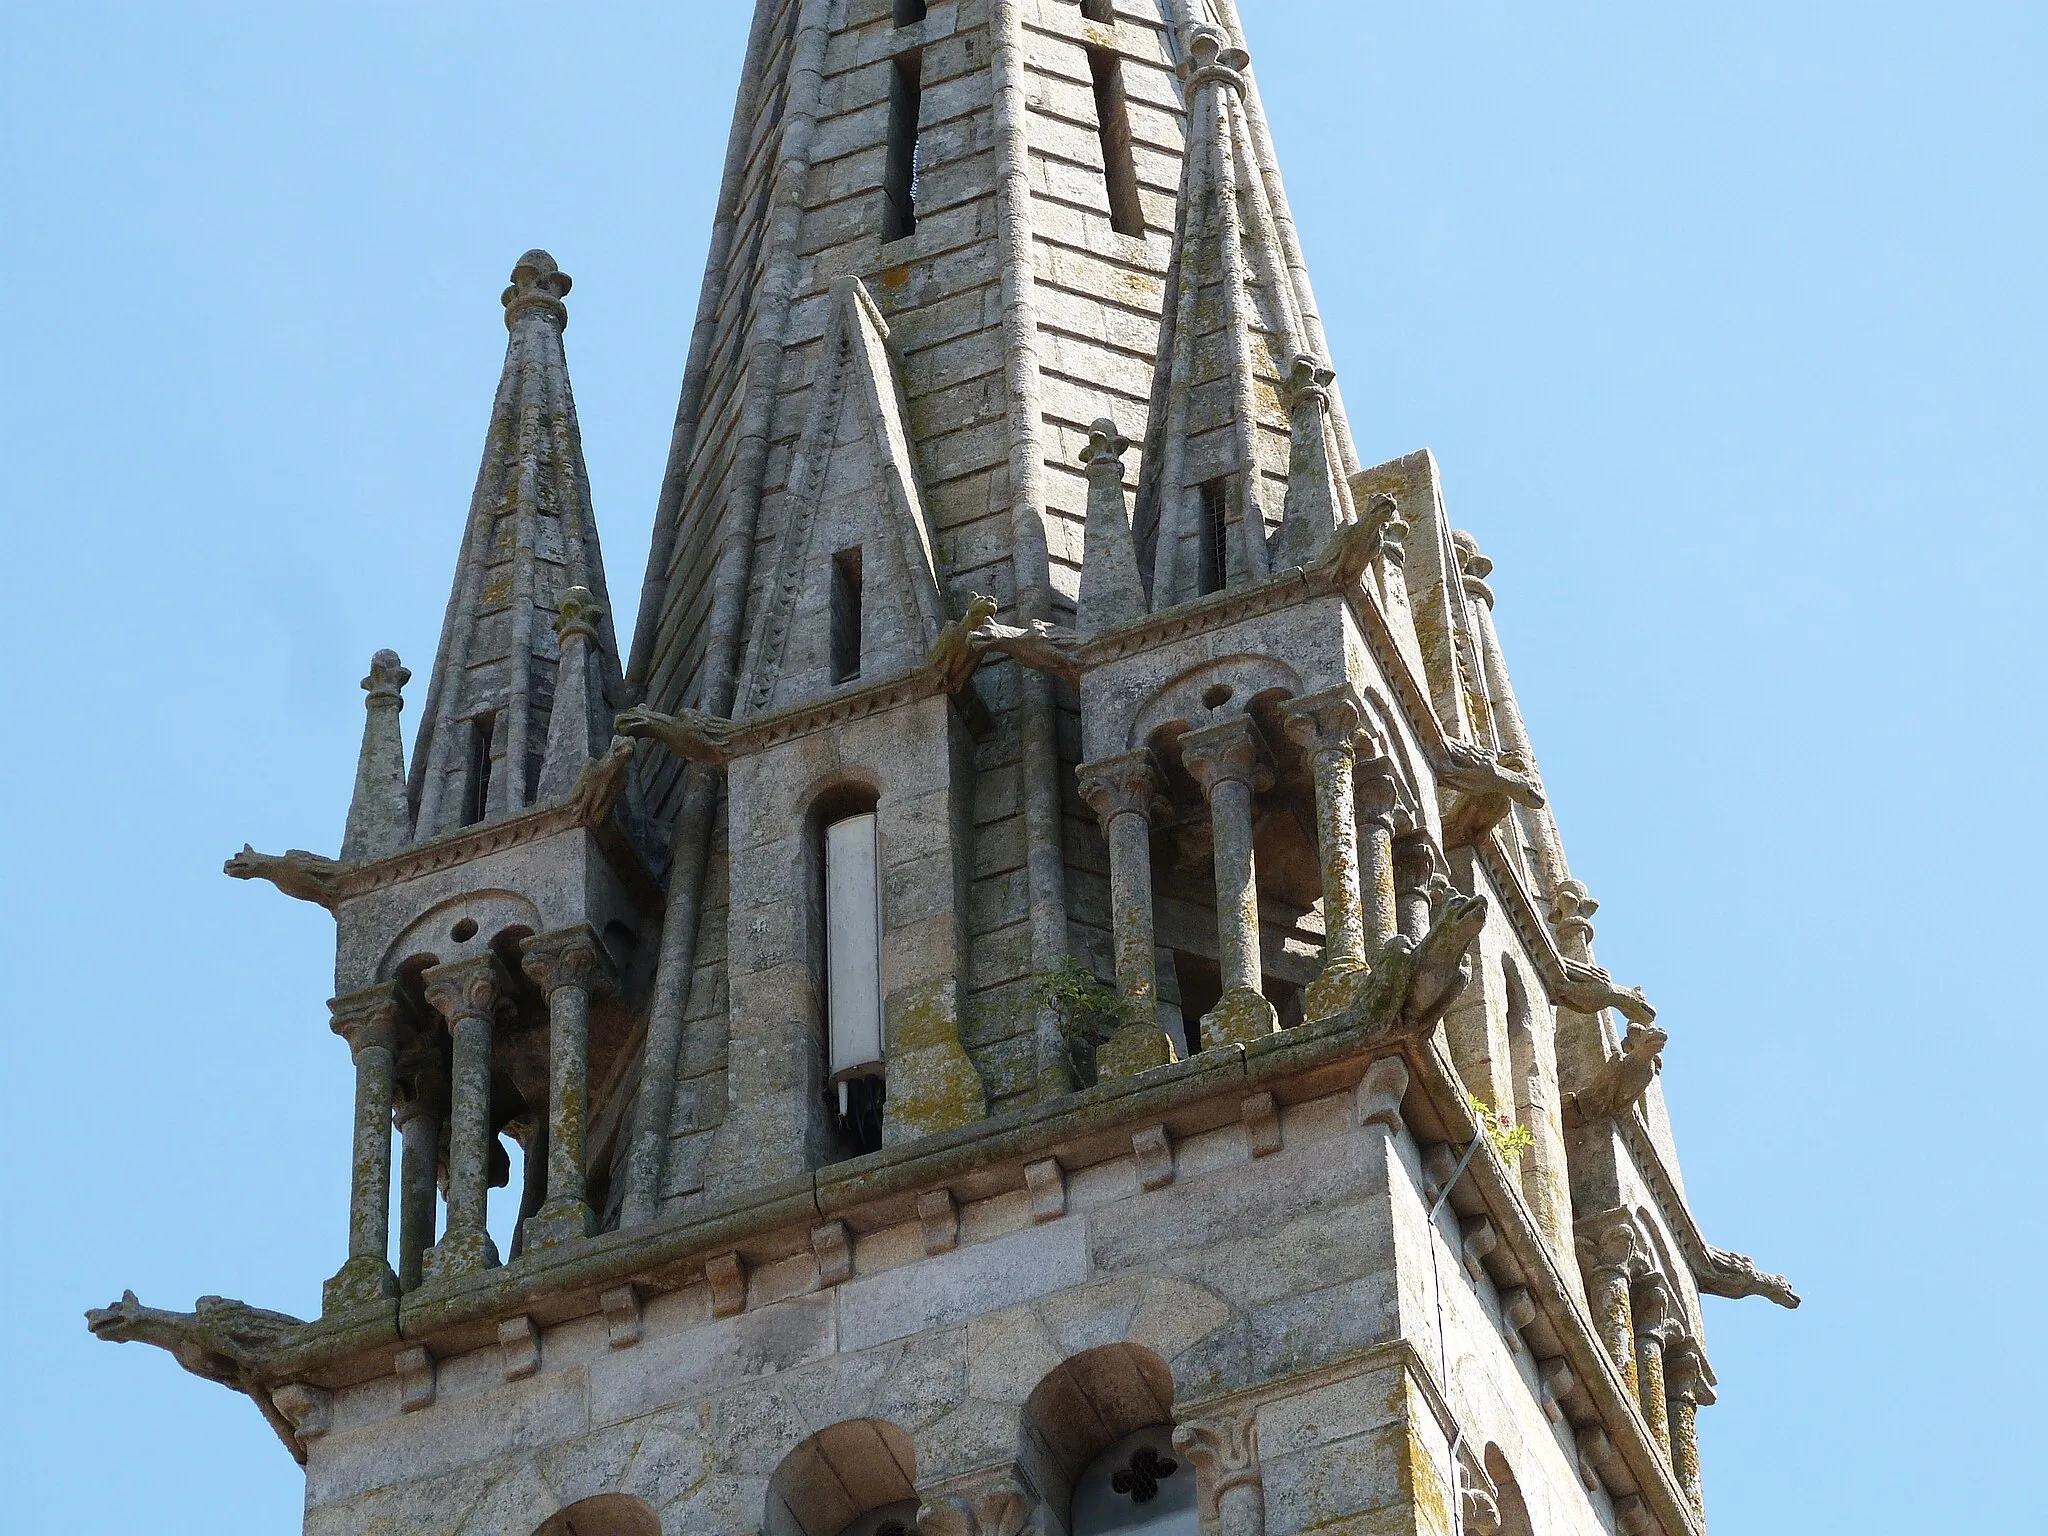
[894,0,928,24]
[1198,478,1229,594]
[830,546,864,683]
[463,712,496,826]
[825,811,885,1154]
[884,51,924,241]
[1087,46,1145,237]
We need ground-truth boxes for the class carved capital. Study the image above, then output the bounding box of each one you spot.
[421,952,511,1028]
[552,585,603,645]
[1631,1273,1683,1346]
[1278,685,1362,759]
[519,924,617,999]
[1392,831,1444,892]
[1077,749,1161,828]
[327,984,404,1057]
[1180,715,1272,796]
[1354,751,1402,827]
[502,248,570,330]
[1575,1208,1648,1280]
[1667,1339,1717,1406]
[362,648,410,706]
[1173,1409,1261,1517]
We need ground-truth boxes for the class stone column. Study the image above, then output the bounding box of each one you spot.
[1392,832,1443,948]
[321,986,404,1314]
[392,1057,444,1293]
[422,953,508,1281]
[1576,1210,1645,1393]
[519,926,617,1250]
[1632,1275,1679,1461]
[1354,747,1401,948]
[1175,1409,1265,1536]
[1078,751,1179,1077]
[1667,1338,1715,1518]
[1181,716,1279,1047]
[1280,687,1370,1021]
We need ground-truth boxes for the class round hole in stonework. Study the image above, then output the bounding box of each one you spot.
[1202,683,1235,709]
[450,918,479,943]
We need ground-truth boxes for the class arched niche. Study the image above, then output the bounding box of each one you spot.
[766,1418,921,1536]
[380,889,542,982]
[1129,654,1304,752]
[531,1493,660,1536]
[1022,1344,1187,1536]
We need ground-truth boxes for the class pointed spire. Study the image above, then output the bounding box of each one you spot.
[1273,354,1341,569]
[1139,27,1329,609]
[538,587,607,803]
[1078,420,1145,633]
[408,251,628,839]
[341,649,413,861]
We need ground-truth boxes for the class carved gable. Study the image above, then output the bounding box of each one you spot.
[739,276,948,717]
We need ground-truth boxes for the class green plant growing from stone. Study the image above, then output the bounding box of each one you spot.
[1469,1094,1535,1165]
[1032,957,1141,1085]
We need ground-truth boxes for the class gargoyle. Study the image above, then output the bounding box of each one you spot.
[1401,890,1491,1033]
[86,1290,310,1460]
[1567,1023,1669,1124]
[1695,1244,1801,1310]
[615,704,740,768]
[1321,494,1409,587]
[223,845,344,910]
[1555,957,1657,1026]
[1433,740,1546,848]
[1332,890,1491,1041]
[925,593,1001,693]
[562,736,636,824]
[968,608,1088,687]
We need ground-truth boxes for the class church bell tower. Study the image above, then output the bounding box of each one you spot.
[89,5,1797,1535]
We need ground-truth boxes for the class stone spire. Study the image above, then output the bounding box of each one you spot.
[1140,24,1343,608]
[340,649,413,861]
[408,252,627,839]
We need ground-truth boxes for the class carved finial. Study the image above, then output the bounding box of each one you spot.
[1453,529,1495,606]
[1283,353,1335,408]
[502,249,572,331]
[362,649,410,704]
[553,585,603,643]
[1182,25,1250,89]
[1080,417,1132,473]
[1552,878,1599,948]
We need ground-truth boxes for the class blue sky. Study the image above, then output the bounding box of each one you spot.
[2,2,2040,1530]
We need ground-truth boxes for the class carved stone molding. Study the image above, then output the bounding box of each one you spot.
[812,1221,853,1288]
[918,1189,960,1255]
[395,1345,436,1413]
[600,1284,643,1349]
[1353,1054,1409,1134]
[1241,1090,1282,1157]
[498,1315,540,1382]
[1024,1157,1066,1222]
[1132,1124,1175,1190]
[272,1382,331,1441]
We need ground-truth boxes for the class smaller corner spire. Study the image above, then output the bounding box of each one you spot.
[341,650,414,862]
[502,249,572,332]
[537,587,610,805]
[1078,419,1146,633]
[1274,354,1342,570]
